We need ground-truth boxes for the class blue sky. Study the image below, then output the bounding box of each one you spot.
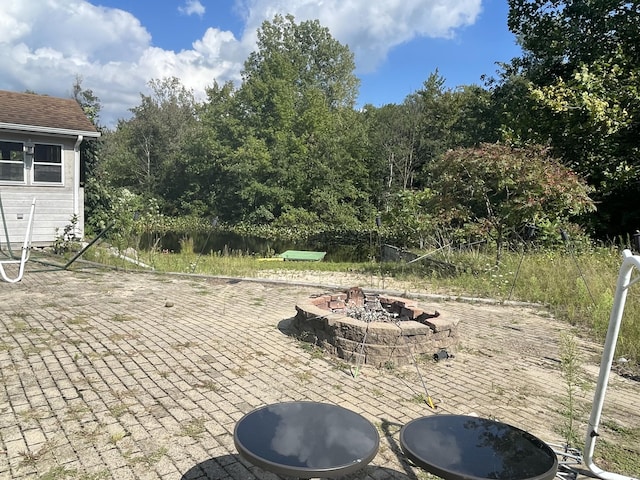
[358,0,520,106]
[0,0,522,127]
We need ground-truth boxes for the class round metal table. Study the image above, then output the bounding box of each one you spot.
[400,414,558,480]
[234,401,380,479]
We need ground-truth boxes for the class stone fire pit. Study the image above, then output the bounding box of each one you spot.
[292,287,459,367]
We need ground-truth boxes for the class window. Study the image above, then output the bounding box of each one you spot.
[33,144,62,183]
[0,141,63,184]
[0,141,25,182]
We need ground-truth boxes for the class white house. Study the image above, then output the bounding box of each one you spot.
[0,90,100,247]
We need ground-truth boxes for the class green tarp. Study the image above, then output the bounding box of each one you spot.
[278,250,326,261]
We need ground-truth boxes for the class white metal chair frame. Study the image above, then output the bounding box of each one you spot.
[581,249,640,480]
[550,249,639,480]
[0,198,36,283]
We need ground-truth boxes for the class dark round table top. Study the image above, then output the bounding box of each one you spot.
[234,401,380,478]
[400,414,558,480]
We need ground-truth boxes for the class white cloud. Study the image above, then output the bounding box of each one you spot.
[0,0,243,127]
[238,0,482,72]
[179,0,206,17]
[0,0,481,127]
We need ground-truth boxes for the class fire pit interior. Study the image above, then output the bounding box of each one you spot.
[292,287,459,367]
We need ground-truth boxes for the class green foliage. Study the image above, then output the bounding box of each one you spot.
[52,215,81,254]
[84,176,117,234]
[502,0,640,236]
[100,77,199,207]
[72,77,106,235]
[72,76,102,127]
[242,14,359,110]
[364,73,498,211]
[124,16,374,229]
[594,424,640,477]
[104,189,162,253]
[367,98,424,192]
[508,0,637,69]
[413,73,491,174]
[228,15,370,226]
[272,207,321,229]
[428,143,595,260]
[558,333,585,447]
[382,189,440,249]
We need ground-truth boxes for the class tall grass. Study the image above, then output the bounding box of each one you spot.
[425,246,638,365]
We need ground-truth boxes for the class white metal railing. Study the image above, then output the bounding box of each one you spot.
[582,249,640,480]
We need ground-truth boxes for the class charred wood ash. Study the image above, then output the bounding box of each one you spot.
[344,297,399,323]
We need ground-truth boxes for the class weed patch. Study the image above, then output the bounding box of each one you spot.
[179,418,206,438]
[295,370,313,383]
[125,446,168,467]
[558,333,588,448]
[298,342,324,359]
[108,403,129,418]
[194,380,221,392]
[67,316,89,325]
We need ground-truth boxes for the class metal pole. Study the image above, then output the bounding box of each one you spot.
[583,249,640,480]
[406,243,450,264]
[0,192,16,257]
[64,222,115,269]
[397,321,436,410]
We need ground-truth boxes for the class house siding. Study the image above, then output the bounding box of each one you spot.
[1,134,81,247]
[0,188,80,247]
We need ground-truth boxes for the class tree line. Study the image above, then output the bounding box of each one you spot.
[79,1,639,251]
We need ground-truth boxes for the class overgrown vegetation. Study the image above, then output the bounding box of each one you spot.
[594,422,640,477]
[52,214,81,254]
[75,236,640,475]
[558,333,586,448]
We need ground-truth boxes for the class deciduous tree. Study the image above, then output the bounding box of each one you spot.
[501,0,640,236]
[102,77,198,208]
[230,14,371,226]
[428,143,595,260]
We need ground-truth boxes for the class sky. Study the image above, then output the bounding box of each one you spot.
[0,0,522,128]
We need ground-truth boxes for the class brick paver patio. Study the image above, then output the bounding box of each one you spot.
[1,261,638,479]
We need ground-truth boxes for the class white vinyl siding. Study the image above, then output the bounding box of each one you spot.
[0,188,77,246]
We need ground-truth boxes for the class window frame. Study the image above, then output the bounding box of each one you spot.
[0,140,27,184]
[31,142,63,185]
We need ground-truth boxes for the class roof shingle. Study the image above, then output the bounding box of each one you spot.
[0,89,98,135]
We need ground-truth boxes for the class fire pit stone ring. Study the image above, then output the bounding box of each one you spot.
[292,287,459,367]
